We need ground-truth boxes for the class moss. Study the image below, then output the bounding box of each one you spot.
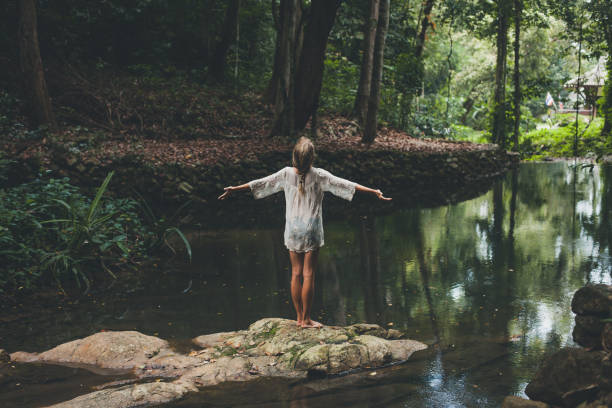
[215,345,238,357]
[254,324,279,341]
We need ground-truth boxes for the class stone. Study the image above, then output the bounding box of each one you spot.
[575,315,607,335]
[573,323,603,350]
[572,285,612,316]
[192,331,237,348]
[11,318,427,408]
[0,349,9,363]
[10,331,170,372]
[525,347,606,406]
[501,396,549,408]
[602,323,612,352]
[43,380,197,408]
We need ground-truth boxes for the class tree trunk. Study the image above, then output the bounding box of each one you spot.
[353,0,380,125]
[18,0,55,128]
[270,0,341,136]
[601,29,612,140]
[269,0,301,136]
[414,0,436,60]
[210,0,240,82]
[264,0,282,104]
[292,0,342,130]
[362,0,390,144]
[511,0,521,151]
[492,0,510,148]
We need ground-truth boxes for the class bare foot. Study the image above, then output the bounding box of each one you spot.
[301,319,323,328]
[296,319,303,327]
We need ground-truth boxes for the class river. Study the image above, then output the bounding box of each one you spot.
[1,162,610,407]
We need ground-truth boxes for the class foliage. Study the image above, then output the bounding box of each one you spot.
[0,171,191,295]
[520,116,608,160]
[320,46,359,115]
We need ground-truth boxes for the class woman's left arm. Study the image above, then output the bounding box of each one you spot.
[355,184,392,201]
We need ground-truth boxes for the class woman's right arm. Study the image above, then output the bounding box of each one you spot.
[218,183,250,200]
[218,168,287,200]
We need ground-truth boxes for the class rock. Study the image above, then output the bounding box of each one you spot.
[43,380,197,408]
[11,331,170,372]
[602,323,612,352]
[561,384,600,407]
[12,318,426,408]
[0,349,10,363]
[501,395,549,408]
[573,323,604,350]
[572,285,612,316]
[192,331,237,348]
[576,315,607,335]
[525,347,606,406]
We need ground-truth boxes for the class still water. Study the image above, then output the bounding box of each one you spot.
[1,162,611,407]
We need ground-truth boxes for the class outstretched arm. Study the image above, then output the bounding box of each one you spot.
[218,183,250,200]
[355,184,392,201]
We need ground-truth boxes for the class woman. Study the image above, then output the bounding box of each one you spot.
[218,137,391,328]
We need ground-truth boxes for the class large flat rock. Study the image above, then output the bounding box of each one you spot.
[9,318,427,408]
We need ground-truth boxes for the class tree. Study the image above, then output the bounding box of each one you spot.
[415,0,437,60]
[492,0,511,148]
[511,0,522,150]
[269,0,342,136]
[18,0,55,128]
[353,0,380,125]
[210,0,241,82]
[362,0,390,144]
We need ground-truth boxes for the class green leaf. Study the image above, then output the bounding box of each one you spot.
[165,227,192,262]
[87,172,114,224]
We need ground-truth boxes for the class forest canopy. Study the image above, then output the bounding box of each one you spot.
[0,0,610,154]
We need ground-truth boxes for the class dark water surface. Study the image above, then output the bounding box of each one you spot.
[1,162,611,407]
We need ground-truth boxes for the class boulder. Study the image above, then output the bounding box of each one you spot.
[573,323,604,350]
[43,380,197,408]
[602,323,612,352]
[525,347,606,406]
[11,331,171,372]
[11,318,426,408]
[501,396,549,408]
[575,315,607,335]
[572,285,612,316]
[0,349,9,364]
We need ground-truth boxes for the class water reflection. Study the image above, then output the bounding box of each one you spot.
[2,163,611,408]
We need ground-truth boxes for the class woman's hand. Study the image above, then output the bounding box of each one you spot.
[218,186,237,200]
[374,189,392,201]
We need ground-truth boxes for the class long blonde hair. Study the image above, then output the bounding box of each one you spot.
[292,137,315,194]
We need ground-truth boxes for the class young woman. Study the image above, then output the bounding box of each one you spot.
[218,137,391,328]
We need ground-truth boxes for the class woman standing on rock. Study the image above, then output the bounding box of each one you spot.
[218,137,391,328]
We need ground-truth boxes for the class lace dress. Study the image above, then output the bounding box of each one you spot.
[249,167,356,252]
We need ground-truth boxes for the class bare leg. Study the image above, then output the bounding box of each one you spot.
[301,250,322,328]
[289,251,305,326]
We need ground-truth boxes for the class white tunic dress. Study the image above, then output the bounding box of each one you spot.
[249,167,356,252]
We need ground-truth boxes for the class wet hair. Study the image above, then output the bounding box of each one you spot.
[292,136,315,194]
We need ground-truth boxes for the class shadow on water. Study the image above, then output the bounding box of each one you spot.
[1,163,611,407]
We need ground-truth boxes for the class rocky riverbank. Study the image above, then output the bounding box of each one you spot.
[5,318,427,408]
[6,129,518,214]
[502,284,612,408]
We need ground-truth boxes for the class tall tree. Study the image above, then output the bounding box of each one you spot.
[511,0,522,150]
[264,0,284,104]
[269,0,302,135]
[414,0,437,60]
[270,0,342,136]
[18,0,55,128]
[492,0,511,148]
[353,0,380,125]
[362,0,390,144]
[210,0,241,81]
[596,1,612,140]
